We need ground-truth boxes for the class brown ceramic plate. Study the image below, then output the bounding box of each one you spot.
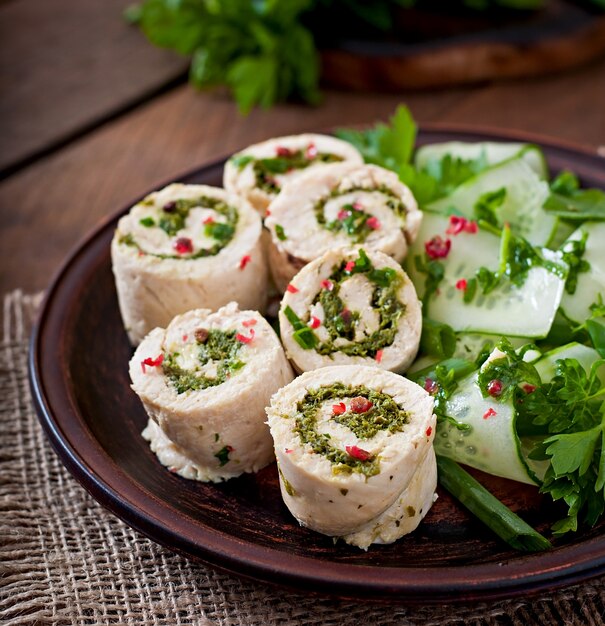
[30,127,605,604]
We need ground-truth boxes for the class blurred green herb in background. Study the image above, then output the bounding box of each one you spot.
[125,0,603,113]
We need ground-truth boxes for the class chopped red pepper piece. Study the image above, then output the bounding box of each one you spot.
[464,221,478,234]
[366,216,381,230]
[141,354,164,373]
[483,408,497,419]
[306,143,317,159]
[203,216,215,225]
[173,237,193,255]
[426,426,433,437]
[350,397,373,413]
[456,279,468,291]
[523,384,537,394]
[182,334,188,342]
[285,448,293,454]
[236,329,255,344]
[425,236,451,259]
[265,209,271,217]
[375,349,383,363]
[309,316,321,329]
[276,146,292,157]
[487,379,503,397]
[239,254,251,270]
[340,308,352,325]
[286,284,299,294]
[344,261,356,273]
[242,318,257,327]
[337,209,351,220]
[345,445,373,461]
[332,402,346,415]
[321,279,334,291]
[352,201,363,211]
[424,378,439,395]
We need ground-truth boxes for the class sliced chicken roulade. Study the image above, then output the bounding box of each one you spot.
[266,365,437,549]
[279,248,421,374]
[223,133,363,215]
[264,163,420,292]
[112,183,267,345]
[130,303,294,482]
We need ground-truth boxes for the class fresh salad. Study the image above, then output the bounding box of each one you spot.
[336,107,605,550]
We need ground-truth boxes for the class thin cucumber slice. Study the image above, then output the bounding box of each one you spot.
[434,362,537,485]
[534,342,605,384]
[405,213,566,338]
[560,222,605,324]
[415,142,548,179]
[426,157,556,246]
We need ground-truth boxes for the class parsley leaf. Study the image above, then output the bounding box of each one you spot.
[544,171,605,221]
[335,105,417,172]
[135,0,319,113]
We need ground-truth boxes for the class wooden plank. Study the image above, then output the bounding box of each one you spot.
[1,59,604,293]
[0,0,187,174]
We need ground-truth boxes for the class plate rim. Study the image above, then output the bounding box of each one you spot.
[29,124,605,604]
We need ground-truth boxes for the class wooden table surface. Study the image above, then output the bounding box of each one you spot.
[1,0,604,295]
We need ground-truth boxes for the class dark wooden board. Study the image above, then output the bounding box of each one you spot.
[30,127,605,603]
[0,0,187,175]
[320,1,605,90]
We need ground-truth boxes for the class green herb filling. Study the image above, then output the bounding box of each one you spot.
[120,195,238,259]
[162,329,245,394]
[293,382,409,477]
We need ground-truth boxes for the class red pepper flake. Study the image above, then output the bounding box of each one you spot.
[141,354,164,373]
[306,143,317,159]
[332,402,346,415]
[483,408,497,420]
[340,308,352,325]
[285,448,293,454]
[239,254,251,270]
[236,329,255,344]
[138,250,146,257]
[309,316,321,329]
[350,397,373,414]
[352,201,363,211]
[426,426,433,437]
[265,209,271,217]
[203,216,215,225]
[344,261,356,273]
[276,146,292,157]
[173,237,193,255]
[366,216,381,230]
[464,221,478,234]
[425,236,451,259]
[242,318,257,327]
[182,334,188,342]
[375,349,384,363]
[345,445,373,462]
[424,378,439,395]
[286,283,299,294]
[446,215,466,235]
[337,209,351,220]
[487,379,503,397]
[456,279,468,291]
[321,279,334,291]
[523,384,537,394]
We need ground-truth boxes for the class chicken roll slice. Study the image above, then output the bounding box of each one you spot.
[266,365,436,548]
[223,133,363,215]
[112,183,267,345]
[280,248,421,374]
[264,163,420,292]
[131,303,294,482]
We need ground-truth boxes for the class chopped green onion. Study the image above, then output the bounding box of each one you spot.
[437,456,551,552]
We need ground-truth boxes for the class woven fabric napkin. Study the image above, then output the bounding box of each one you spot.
[1,290,604,626]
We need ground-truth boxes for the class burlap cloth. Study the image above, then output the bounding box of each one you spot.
[2,290,604,625]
